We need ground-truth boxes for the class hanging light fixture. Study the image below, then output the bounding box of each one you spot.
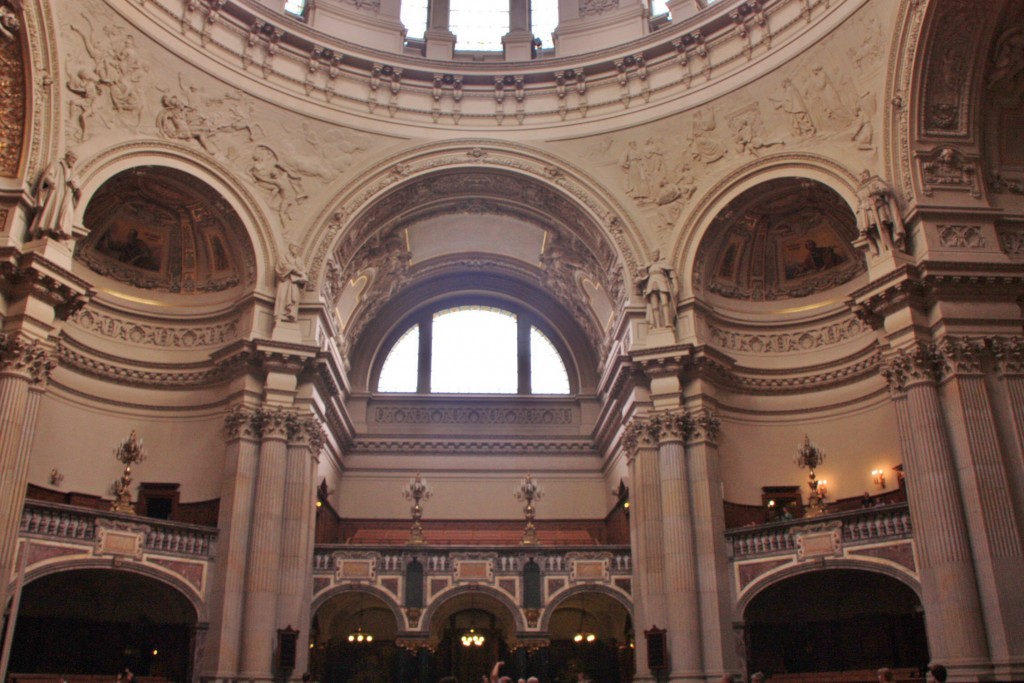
[347,594,374,644]
[461,595,486,647]
[573,595,596,643]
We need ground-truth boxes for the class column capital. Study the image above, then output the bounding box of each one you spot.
[687,409,721,445]
[0,332,54,383]
[990,336,1024,376]
[936,336,987,377]
[653,409,694,444]
[224,405,264,440]
[622,414,660,462]
[881,344,947,395]
[286,414,327,452]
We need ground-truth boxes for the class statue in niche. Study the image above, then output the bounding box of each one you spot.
[635,250,677,329]
[28,151,80,240]
[275,243,308,324]
[855,171,907,255]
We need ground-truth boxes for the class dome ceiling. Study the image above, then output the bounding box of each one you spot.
[78,167,256,295]
[695,178,865,302]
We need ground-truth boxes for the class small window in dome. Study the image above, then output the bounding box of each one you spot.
[402,0,429,41]
[531,0,558,50]
[530,327,569,394]
[431,307,518,393]
[450,0,509,51]
[378,324,420,392]
[284,0,309,19]
[650,0,669,18]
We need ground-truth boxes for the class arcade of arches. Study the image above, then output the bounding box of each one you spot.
[0,1,1022,683]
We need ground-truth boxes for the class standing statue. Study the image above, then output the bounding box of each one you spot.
[856,171,907,255]
[274,243,308,323]
[635,250,678,329]
[28,151,80,240]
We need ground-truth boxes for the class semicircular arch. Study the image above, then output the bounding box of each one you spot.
[420,582,526,636]
[538,582,632,633]
[310,584,405,632]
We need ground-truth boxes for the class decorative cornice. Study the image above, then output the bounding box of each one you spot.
[708,317,869,354]
[0,333,55,383]
[352,438,594,455]
[370,405,574,426]
[70,308,242,349]
[0,249,94,321]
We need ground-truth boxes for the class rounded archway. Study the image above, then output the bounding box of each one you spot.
[8,569,198,680]
[547,590,633,683]
[311,589,402,683]
[424,589,519,683]
[743,569,928,677]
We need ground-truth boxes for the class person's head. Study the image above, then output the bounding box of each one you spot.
[719,675,733,683]
[527,677,539,683]
[928,665,947,683]
[877,668,893,683]
[518,679,527,683]
[751,673,765,683]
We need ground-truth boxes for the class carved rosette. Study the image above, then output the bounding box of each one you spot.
[0,333,55,384]
[990,337,1024,377]
[937,337,986,377]
[881,344,948,395]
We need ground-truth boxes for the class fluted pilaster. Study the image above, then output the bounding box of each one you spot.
[0,334,52,613]
[240,408,290,677]
[623,416,662,681]
[202,407,263,677]
[883,348,990,674]
[938,338,1024,674]
[685,410,736,680]
[654,411,703,679]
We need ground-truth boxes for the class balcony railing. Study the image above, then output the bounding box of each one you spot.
[313,544,632,574]
[725,502,912,559]
[21,499,218,559]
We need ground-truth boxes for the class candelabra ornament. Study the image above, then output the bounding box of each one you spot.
[794,435,827,517]
[514,473,544,545]
[402,473,433,545]
[111,430,147,514]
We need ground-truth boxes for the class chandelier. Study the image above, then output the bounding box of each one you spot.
[347,594,373,643]
[460,628,485,647]
[573,596,596,643]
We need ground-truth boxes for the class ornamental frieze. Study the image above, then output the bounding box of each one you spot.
[708,318,867,354]
[0,1,25,177]
[372,405,574,426]
[71,309,241,348]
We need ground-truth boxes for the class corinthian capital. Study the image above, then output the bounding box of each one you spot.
[622,415,661,461]
[937,336,987,376]
[689,410,721,445]
[990,336,1024,376]
[881,344,947,394]
[286,414,327,452]
[0,333,54,383]
[652,410,694,443]
[224,406,263,440]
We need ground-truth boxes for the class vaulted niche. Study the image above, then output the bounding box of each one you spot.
[77,166,256,296]
[694,178,864,304]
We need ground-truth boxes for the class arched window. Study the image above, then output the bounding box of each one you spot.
[375,304,571,394]
[531,0,558,50]
[284,0,309,19]
[450,0,509,50]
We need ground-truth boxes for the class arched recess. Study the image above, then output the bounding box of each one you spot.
[72,143,279,289]
[674,154,864,305]
[739,566,928,676]
[544,587,634,683]
[421,584,525,642]
[9,566,200,679]
[310,584,405,633]
[309,587,405,683]
[306,142,645,366]
[539,583,632,633]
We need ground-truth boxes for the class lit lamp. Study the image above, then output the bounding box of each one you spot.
[347,595,373,644]
[872,469,887,490]
[794,435,828,518]
[111,430,147,514]
[573,597,596,643]
[460,628,485,647]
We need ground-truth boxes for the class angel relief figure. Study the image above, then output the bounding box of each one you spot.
[250,145,307,222]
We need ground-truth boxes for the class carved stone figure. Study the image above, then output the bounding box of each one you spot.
[856,171,907,255]
[849,104,874,151]
[250,145,307,221]
[620,140,648,199]
[70,22,144,127]
[274,243,308,323]
[0,4,19,42]
[772,78,816,137]
[689,107,727,164]
[987,27,1024,89]
[730,108,783,158]
[28,151,80,240]
[635,250,677,329]
[806,66,851,130]
[67,68,102,142]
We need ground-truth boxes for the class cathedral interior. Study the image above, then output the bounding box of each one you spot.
[1,0,1023,682]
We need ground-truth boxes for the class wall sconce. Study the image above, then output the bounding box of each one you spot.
[815,480,828,499]
[872,469,887,490]
[49,468,64,487]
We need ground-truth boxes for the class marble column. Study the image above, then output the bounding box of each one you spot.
[624,415,663,682]
[938,339,1024,679]
[202,407,263,679]
[684,410,736,680]
[655,411,703,681]
[883,347,990,678]
[0,335,52,616]
[240,408,290,678]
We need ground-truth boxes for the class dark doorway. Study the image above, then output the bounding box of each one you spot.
[8,569,197,680]
[744,569,928,676]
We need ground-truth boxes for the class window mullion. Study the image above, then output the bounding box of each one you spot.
[418,314,432,393]
[517,316,531,394]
